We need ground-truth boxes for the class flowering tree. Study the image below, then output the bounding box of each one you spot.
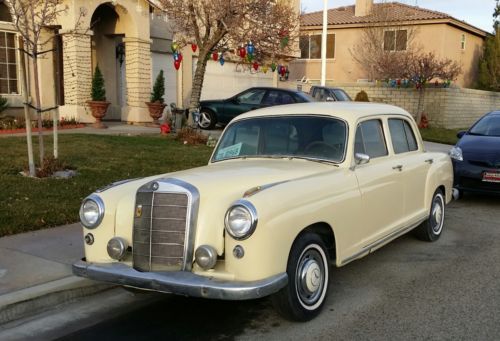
[159,0,299,116]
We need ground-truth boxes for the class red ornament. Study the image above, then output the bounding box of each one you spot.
[212,51,219,61]
[280,66,287,77]
[191,43,198,52]
[174,60,181,70]
[177,53,183,63]
[252,61,259,71]
[239,47,246,59]
[160,123,171,135]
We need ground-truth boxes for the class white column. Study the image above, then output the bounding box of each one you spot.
[320,0,328,86]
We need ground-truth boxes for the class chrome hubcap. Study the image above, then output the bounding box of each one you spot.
[431,195,444,234]
[296,248,324,306]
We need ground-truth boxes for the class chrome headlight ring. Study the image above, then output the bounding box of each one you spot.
[79,194,105,229]
[224,200,258,240]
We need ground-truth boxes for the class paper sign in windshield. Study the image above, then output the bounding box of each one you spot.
[217,143,242,159]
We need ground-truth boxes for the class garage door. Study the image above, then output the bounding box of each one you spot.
[152,52,177,106]
[195,59,274,100]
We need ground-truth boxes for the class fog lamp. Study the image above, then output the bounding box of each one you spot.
[107,237,128,260]
[195,245,217,270]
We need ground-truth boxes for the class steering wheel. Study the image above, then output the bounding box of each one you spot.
[304,141,340,156]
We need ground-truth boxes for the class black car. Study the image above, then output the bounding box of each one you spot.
[198,87,314,129]
[309,86,352,102]
[450,110,500,197]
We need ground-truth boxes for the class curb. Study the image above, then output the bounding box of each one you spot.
[0,276,115,325]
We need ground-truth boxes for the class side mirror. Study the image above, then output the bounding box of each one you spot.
[354,153,370,165]
[457,131,466,139]
[326,97,335,102]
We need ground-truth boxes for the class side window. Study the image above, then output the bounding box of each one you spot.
[388,118,418,154]
[237,89,266,105]
[262,91,295,106]
[355,120,388,158]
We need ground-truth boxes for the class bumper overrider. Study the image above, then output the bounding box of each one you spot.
[72,260,288,300]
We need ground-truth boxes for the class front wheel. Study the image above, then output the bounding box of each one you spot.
[271,233,330,321]
[198,109,216,130]
[414,190,445,242]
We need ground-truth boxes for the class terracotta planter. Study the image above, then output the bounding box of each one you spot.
[87,101,110,129]
[146,102,167,126]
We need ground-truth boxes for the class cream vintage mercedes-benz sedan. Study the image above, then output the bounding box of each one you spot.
[73,102,453,321]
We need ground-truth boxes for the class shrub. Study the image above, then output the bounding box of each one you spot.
[354,90,369,102]
[91,65,106,101]
[150,70,165,103]
[175,127,208,145]
[0,95,8,113]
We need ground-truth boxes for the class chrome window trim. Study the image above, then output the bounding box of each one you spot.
[224,199,258,240]
[79,194,105,229]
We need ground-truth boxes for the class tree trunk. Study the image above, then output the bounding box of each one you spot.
[18,37,35,177]
[32,53,45,167]
[415,86,426,125]
[188,50,209,123]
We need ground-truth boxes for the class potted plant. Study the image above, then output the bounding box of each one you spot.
[146,70,166,126]
[87,65,110,129]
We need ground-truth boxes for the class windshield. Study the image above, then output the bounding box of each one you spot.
[213,115,347,163]
[469,114,500,137]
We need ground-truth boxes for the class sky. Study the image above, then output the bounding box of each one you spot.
[300,0,496,33]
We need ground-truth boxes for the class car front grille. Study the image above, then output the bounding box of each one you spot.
[133,191,189,272]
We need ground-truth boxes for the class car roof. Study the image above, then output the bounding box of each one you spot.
[245,87,303,94]
[234,102,413,123]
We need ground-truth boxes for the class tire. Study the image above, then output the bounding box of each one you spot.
[198,109,216,130]
[414,189,445,242]
[271,232,330,321]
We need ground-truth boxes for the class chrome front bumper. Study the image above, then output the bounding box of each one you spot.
[72,260,288,300]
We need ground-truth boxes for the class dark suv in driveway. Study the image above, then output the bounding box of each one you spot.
[198,87,314,129]
[309,86,351,102]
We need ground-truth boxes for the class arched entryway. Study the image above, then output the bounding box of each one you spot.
[58,0,152,123]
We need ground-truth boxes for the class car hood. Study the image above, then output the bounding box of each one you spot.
[102,159,335,253]
[458,135,500,160]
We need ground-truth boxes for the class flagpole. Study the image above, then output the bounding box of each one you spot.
[321,0,328,86]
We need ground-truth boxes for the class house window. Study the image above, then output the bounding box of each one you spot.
[461,34,466,50]
[299,34,335,59]
[384,30,407,52]
[0,31,18,94]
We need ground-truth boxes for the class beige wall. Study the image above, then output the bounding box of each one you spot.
[281,81,500,129]
[290,22,486,88]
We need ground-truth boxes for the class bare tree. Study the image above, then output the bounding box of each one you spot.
[159,0,299,116]
[350,4,420,80]
[5,0,81,174]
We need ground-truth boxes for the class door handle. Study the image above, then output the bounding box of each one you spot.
[392,165,403,171]
[425,158,434,164]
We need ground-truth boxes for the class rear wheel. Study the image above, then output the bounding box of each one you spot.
[198,109,216,130]
[414,190,445,242]
[271,232,330,321]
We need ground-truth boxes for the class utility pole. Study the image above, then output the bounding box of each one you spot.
[321,0,328,86]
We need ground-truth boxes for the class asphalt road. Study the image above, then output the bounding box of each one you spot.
[50,192,499,341]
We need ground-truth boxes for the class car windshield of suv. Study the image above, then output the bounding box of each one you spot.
[213,115,347,163]
[469,114,500,137]
[332,89,351,101]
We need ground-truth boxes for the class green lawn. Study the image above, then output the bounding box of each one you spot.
[419,127,464,145]
[0,134,213,237]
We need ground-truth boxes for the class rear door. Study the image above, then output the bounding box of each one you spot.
[353,118,405,247]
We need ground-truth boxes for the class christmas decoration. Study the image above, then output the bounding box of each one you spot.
[246,41,255,56]
[219,55,225,66]
[252,61,259,71]
[271,62,277,72]
[212,51,219,61]
[191,43,198,52]
[174,60,181,70]
[262,65,269,74]
[238,46,246,59]
[171,41,179,53]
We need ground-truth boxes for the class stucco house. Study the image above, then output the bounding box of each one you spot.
[0,0,297,124]
[290,0,489,88]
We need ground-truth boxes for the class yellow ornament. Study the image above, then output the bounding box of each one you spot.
[262,66,269,74]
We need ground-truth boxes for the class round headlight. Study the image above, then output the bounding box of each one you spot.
[107,237,128,260]
[224,200,258,240]
[449,146,463,161]
[79,195,105,229]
